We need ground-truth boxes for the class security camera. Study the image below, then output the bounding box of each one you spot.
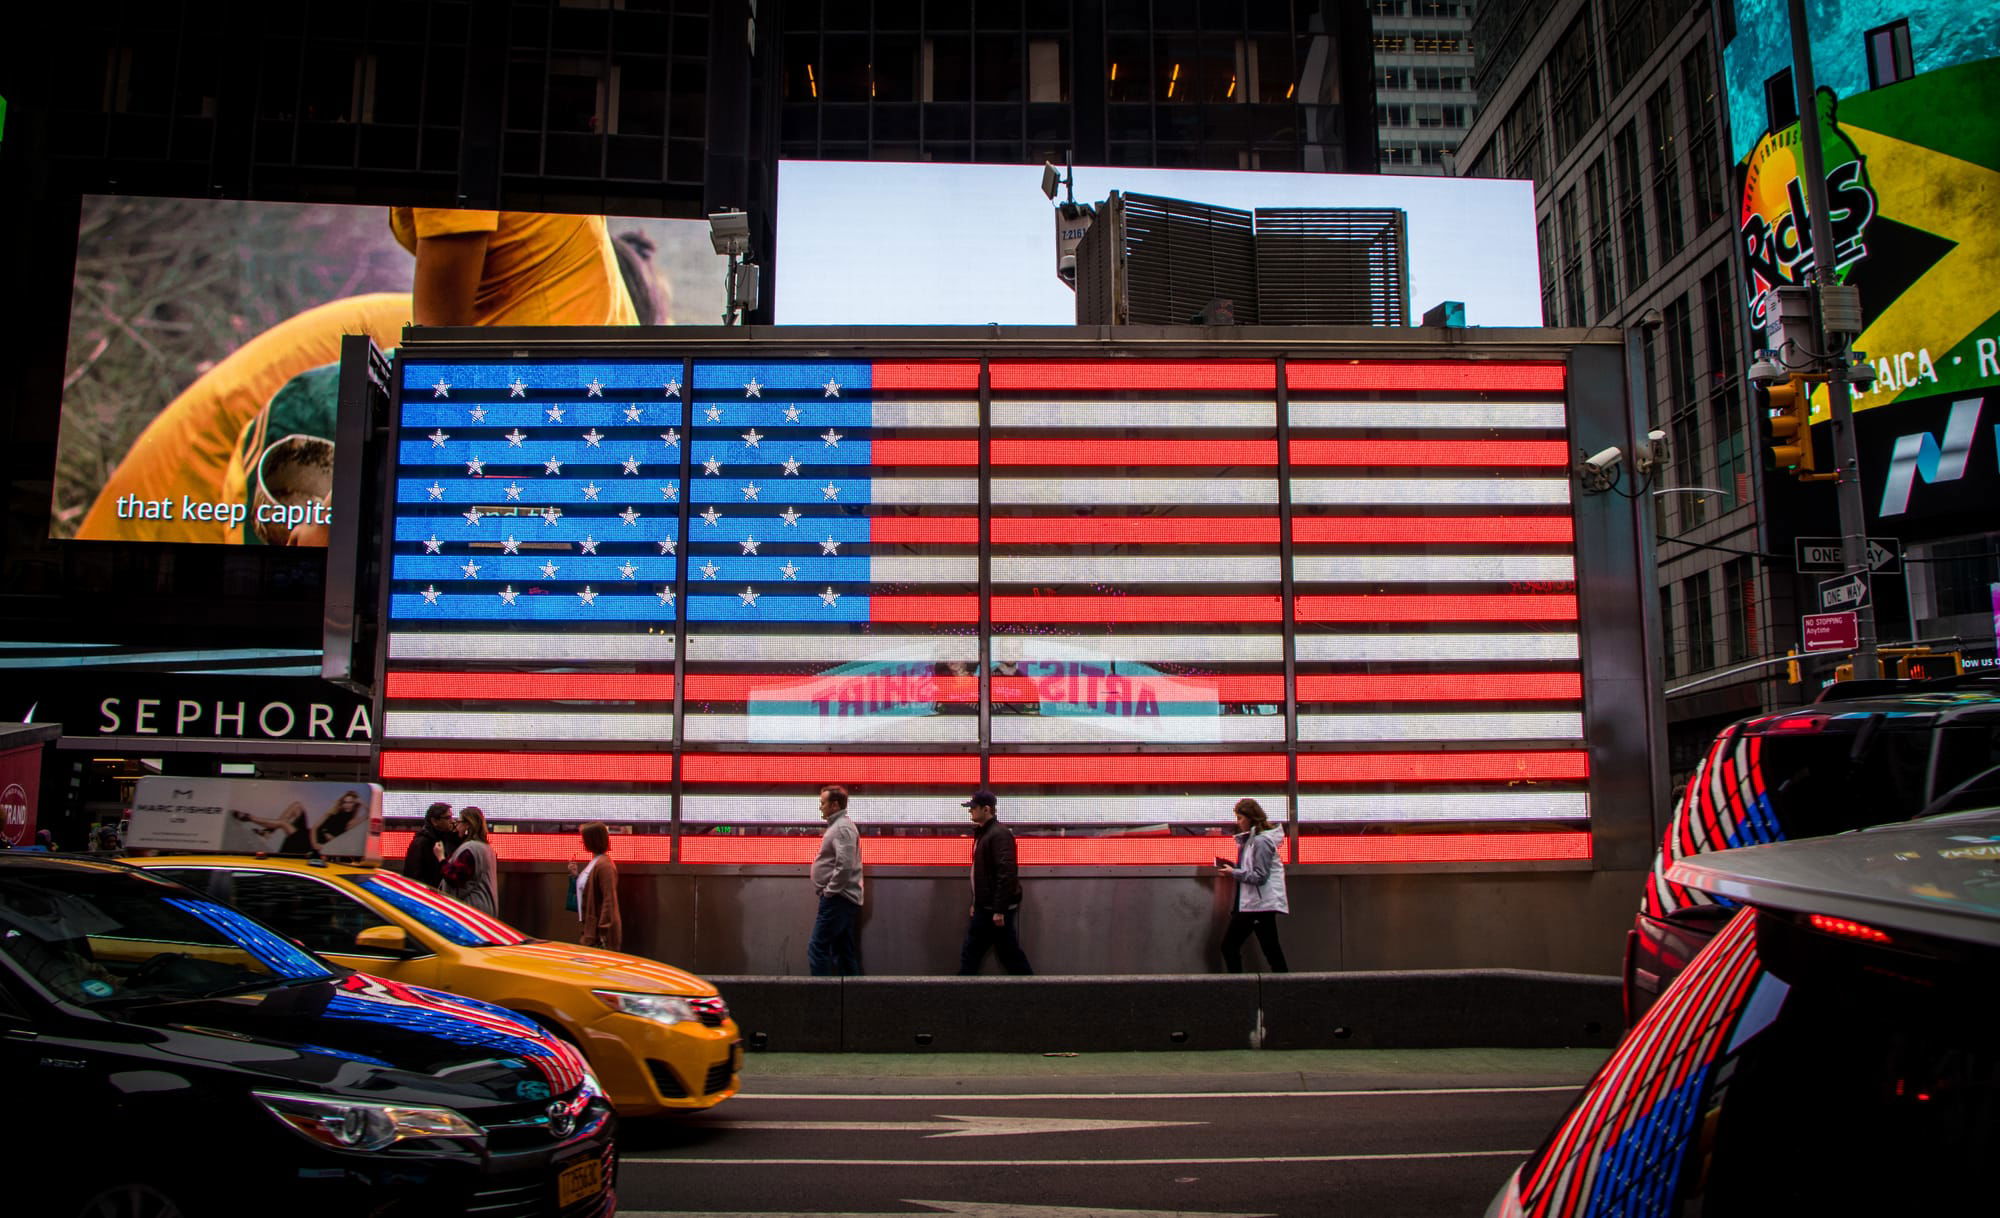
[1747,349,1784,386]
[1844,358,1876,390]
[1581,445,1623,475]
[1057,252,1077,286]
[1634,430,1668,475]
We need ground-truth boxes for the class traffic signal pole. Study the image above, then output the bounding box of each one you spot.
[1785,0,1878,677]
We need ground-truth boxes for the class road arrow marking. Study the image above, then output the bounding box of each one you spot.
[702,1114,1204,1139]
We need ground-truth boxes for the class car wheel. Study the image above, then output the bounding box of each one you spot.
[73,1182,188,1218]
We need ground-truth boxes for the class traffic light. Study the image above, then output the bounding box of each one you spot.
[1881,647,1963,681]
[1759,376,1816,475]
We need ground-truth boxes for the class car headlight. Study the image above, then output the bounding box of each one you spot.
[593,989,696,1025]
[253,1090,484,1152]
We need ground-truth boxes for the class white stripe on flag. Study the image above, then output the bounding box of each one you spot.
[383,711,676,742]
[992,716,1286,745]
[388,632,678,662]
[991,556,1281,584]
[681,794,1271,825]
[869,477,980,505]
[686,635,979,663]
[869,556,979,582]
[1298,712,1585,742]
[1288,402,1567,429]
[993,478,1278,505]
[993,634,1283,663]
[385,791,673,822]
[1292,555,1576,583]
[869,401,980,426]
[682,714,978,745]
[1290,478,1572,506]
[1297,792,1590,821]
[1294,633,1579,662]
[993,401,1276,428]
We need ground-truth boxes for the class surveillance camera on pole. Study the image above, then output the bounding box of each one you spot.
[707,210,754,324]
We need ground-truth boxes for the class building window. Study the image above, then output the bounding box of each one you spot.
[1661,585,1678,680]
[1927,539,2000,617]
[1702,267,1747,498]
[1763,67,1796,129]
[1558,187,1586,325]
[1502,83,1546,185]
[1684,570,1714,673]
[1613,121,1648,295]
[1586,156,1617,315]
[1646,84,1685,258]
[1865,20,1915,88]
[1538,215,1560,325]
[1723,558,1758,664]
[1382,104,1413,127]
[1681,45,1725,232]
[1546,15,1599,164]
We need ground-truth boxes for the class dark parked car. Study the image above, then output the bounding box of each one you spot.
[1627,677,2000,1022]
[0,854,616,1218]
[1492,806,2000,1216]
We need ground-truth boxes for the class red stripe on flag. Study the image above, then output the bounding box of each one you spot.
[379,751,676,782]
[990,361,1277,391]
[682,753,982,784]
[990,674,1286,702]
[1287,361,1567,391]
[868,438,980,465]
[988,753,1288,784]
[1295,594,1578,622]
[1295,673,1583,702]
[870,595,981,622]
[1291,516,1573,544]
[687,674,982,702]
[990,595,1283,623]
[871,361,982,390]
[680,836,1263,866]
[992,516,1280,544]
[383,830,677,863]
[1288,439,1570,467]
[1298,832,1591,863]
[868,516,980,543]
[991,438,1278,466]
[1295,750,1589,782]
[385,672,677,701]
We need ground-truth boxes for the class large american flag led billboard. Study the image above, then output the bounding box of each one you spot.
[378,352,1590,866]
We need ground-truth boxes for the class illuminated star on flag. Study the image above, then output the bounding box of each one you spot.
[738,586,760,606]
[783,405,803,423]
[657,586,676,605]
[465,456,484,475]
[505,429,527,447]
[741,482,761,501]
[743,379,763,398]
[661,428,681,447]
[469,406,488,422]
[741,428,764,448]
[664,379,682,397]
[585,379,605,397]
[429,429,450,447]
[657,538,677,555]
[617,561,638,580]
[582,482,602,501]
[577,586,598,606]
[820,536,842,555]
[621,456,642,475]
[659,485,679,501]
[542,507,563,526]
[540,561,560,579]
[623,405,643,422]
[423,534,443,553]
[421,585,441,604]
[498,586,519,605]
[704,406,724,422]
[779,506,802,527]
[780,561,800,580]
[502,536,521,554]
[505,482,524,500]
[619,507,641,525]
[740,537,761,555]
[820,482,841,500]
[700,507,722,526]
[432,380,451,398]
[460,559,481,578]
[821,428,844,447]
[546,404,566,422]
[544,456,564,475]
[782,456,802,475]
[703,456,723,475]
[699,561,720,580]
[582,428,605,447]
[427,483,446,500]
[579,536,600,555]
[508,379,527,398]
[822,377,841,397]
[462,507,484,525]
[818,586,841,607]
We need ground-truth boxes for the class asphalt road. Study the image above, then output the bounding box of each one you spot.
[613,1050,1602,1218]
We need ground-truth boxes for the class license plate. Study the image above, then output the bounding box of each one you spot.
[557,1157,604,1208]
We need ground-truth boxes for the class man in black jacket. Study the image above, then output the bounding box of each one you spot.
[958,790,1033,975]
[402,802,459,889]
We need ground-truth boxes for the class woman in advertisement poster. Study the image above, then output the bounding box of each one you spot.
[312,790,367,850]
[569,822,622,951]
[231,801,313,856]
[442,806,499,915]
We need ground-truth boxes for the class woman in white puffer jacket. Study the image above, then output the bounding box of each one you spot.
[1215,797,1290,973]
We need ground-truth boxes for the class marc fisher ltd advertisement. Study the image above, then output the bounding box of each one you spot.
[129,776,382,859]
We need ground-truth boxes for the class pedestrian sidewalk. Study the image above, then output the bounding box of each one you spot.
[737,1047,1610,1095]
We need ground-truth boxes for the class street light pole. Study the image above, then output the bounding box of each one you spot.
[1784,0,1878,677]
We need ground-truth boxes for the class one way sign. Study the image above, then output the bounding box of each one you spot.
[1795,536,1902,575]
[1818,573,1872,613]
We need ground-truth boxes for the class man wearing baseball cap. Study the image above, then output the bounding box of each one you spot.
[958,790,1033,975]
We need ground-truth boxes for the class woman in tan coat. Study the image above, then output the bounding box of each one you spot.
[569,822,622,951]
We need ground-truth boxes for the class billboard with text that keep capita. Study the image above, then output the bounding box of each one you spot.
[1725,4,2000,423]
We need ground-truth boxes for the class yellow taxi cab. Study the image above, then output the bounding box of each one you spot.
[128,854,741,1117]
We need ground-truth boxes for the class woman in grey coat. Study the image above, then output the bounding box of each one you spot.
[1215,797,1289,973]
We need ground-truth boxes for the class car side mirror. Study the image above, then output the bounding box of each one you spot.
[355,925,408,953]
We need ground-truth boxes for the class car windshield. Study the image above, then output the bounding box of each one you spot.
[0,864,334,1007]
[345,872,531,948]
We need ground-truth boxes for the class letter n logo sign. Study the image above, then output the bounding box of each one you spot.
[1878,398,1982,517]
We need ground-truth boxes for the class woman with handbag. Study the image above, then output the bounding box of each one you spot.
[1214,797,1290,973]
[441,807,499,915]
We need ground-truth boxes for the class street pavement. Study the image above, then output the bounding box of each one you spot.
[616,1048,1608,1217]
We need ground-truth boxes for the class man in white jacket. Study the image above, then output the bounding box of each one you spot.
[808,784,864,975]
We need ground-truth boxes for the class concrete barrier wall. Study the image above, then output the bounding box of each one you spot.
[708,971,1621,1054]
